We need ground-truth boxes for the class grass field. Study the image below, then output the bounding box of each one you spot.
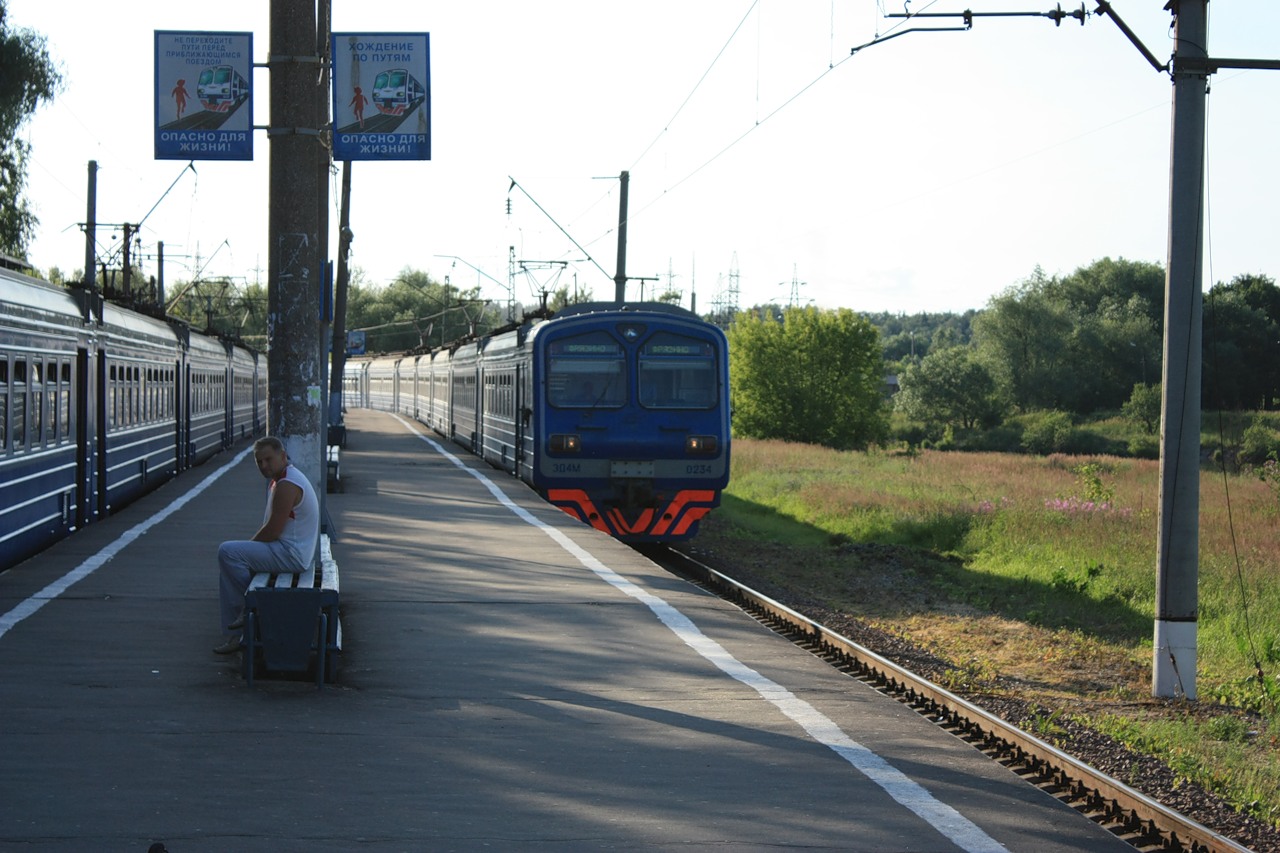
[695,437,1280,827]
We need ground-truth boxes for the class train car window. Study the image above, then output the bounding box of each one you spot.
[548,332,625,408]
[639,332,717,410]
[31,362,44,446]
[12,359,26,449]
[107,365,116,429]
[59,361,72,441]
[44,364,54,442]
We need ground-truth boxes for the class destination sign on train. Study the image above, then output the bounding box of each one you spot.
[154,31,253,161]
[332,33,432,162]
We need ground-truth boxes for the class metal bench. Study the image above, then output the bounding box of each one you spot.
[243,534,341,687]
[326,446,343,493]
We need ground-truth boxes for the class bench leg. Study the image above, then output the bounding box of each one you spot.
[315,612,327,689]
[244,611,258,687]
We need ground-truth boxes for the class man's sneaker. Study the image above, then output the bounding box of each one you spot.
[227,612,245,630]
[213,636,242,655]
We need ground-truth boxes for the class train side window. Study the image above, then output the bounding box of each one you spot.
[130,365,140,426]
[122,365,131,427]
[59,361,72,441]
[45,361,58,442]
[638,332,717,410]
[107,365,115,429]
[46,362,57,442]
[31,362,44,446]
[547,332,626,408]
[12,359,26,450]
[0,358,8,452]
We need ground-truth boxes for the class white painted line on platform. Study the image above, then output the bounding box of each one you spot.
[0,446,254,641]
[394,414,1009,853]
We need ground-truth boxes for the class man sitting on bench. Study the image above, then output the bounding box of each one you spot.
[214,436,320,655]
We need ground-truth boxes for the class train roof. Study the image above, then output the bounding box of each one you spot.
[100,299,184,345]
[550,301,702,321]
[0,267,84,320]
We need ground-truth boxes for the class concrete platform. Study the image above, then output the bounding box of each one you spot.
[0,409,1136,852]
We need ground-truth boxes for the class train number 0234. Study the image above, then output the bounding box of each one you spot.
[685,463,714,474]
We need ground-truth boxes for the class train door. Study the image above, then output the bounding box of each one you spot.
[94,348,108,520]
[74,346,94,528]
[173,358,185,470]
[179,361,191,470]
[476,357,486,455]
[514,361,527,473]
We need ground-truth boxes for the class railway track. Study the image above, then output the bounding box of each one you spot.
[653,545,1253,853]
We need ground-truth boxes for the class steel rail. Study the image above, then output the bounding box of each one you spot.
[657,546,1252,853]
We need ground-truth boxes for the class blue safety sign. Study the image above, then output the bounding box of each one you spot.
[154,31,254,161]
[331,33,431,161]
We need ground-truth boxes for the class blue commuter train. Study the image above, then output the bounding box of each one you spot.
[0,265,265,573]
[345,302,731,541]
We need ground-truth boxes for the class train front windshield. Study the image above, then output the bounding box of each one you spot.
[547,332,625,408]
[639,332,717,409]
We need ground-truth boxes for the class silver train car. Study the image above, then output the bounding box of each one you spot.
[0,266,265,572]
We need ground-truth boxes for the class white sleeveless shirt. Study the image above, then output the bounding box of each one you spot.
[265,464,320,571]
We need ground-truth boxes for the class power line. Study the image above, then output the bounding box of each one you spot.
[628,0,760,173]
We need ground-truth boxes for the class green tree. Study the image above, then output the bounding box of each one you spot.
[547,283,593,312]
[865,309,976,365]
[974,260,1162,414]
[1121,382,1161,436]
[346,267,499,353]
[0,3,61,257]
[1205,275,1280,409]
[895,346,1003,432]
[729,306,887,450]
[973,268,1076,411]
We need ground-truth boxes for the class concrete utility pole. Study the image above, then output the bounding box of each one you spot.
[1153,0,1208,701]
[328,161,352,436]
[613,170,629,303]
[83,161,97,315]
[1147,0,1280,698]
[267,0,327,490]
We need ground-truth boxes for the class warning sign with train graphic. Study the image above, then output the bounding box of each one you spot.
[154,31,253,160]
[332,33,431,161]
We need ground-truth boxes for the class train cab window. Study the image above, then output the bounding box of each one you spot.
[639,332,717,410]
[547,332,625,408]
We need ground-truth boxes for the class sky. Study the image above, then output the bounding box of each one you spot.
[8,1,1280,317]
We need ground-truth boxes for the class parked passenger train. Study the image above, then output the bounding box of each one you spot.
[0,265,265,572]
[345,302,730,542]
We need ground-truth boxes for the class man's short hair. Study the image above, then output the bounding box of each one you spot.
[254,436,286,454]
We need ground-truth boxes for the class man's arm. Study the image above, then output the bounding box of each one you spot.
[252,481,302,542]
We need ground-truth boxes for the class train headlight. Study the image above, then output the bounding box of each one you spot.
[685,435,718,454]
[550,434,581,453]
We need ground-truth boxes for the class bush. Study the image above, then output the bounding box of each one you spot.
[1022,410,1075,455]
[1127,435,1160,459]
[1240,418,1280,466]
